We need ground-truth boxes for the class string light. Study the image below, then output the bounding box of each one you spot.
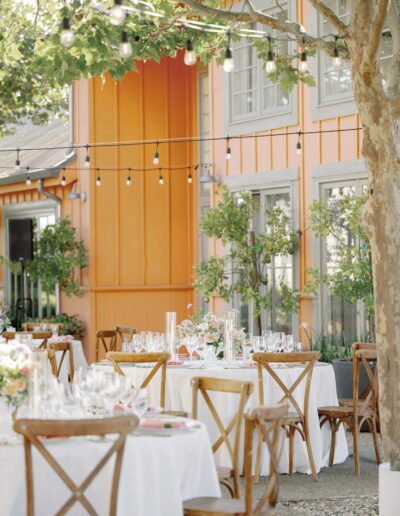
[158,169,164,185]
[119,31,132,59]
[299,38,308,73]
[265,36,276,73]
[96,169,101,186]
[14,149,20,172]
[223,31,234,73]
[153,142,160,165]
[25,167,32,186]
[84,145,90,168]
[332,36,342,68]
[109,0,126,26]
[225,137,232,160]
[126,168,132,186]
[184,39,197,66]
[187,169,193,184]
[296,130,302,155]
[60,17,75,48]
[61,168,66,186]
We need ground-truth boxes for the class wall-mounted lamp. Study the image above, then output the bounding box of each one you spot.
[198,165,221,185]
[68,184,87,202]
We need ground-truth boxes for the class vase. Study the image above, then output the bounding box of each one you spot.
[379,462,400,516]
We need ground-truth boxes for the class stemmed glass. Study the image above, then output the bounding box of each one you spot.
[131,388,148,417]
[185,336,197,361]
[242,338,253,362]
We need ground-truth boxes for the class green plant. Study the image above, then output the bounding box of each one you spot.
[194,187,300,335]
[301,323,352,364]
[26,313,85,340]
[305,193,375,341]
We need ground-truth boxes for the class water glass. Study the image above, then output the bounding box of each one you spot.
[185,336,197,361]
[132,388,148,417]
[51,324,59,338]
[242,338,253,362]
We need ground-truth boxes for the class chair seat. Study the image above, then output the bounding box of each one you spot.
[318,406,353,418]
[217,465,233,480]
[339,398,375,409]
[265,412,300,424]
[183,497,261,515]
[163,410,188,418]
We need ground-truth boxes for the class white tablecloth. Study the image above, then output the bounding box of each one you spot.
[0,412,219,515]
[97,361,348,476]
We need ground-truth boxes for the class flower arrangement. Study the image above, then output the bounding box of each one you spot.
[177,311,246,354]
[0,343,31,409]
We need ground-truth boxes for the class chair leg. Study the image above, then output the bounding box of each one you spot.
[328,419,337,467]
[288,427,295,476]
[353,417,360,476]
[304,428,318,482]
[371,417,382,465]
[254,426,263,483]
[220,479,235,498]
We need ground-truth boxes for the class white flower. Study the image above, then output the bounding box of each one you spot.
[300,322,310,329]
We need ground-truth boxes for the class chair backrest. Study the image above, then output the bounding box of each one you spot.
[2,331,51,349]
[22,322,63,335]
[47,342,74,381]
[32,349,58,377]
[252,352,320,425]
[244,403,288,515]
[191,376,253,474]
[115,326,136,348]
[96,331,117,362]
[352,343,378,418]
[13,415,139,516]
[106,352,170,409]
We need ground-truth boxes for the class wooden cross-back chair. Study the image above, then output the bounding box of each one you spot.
[252,351,320,482]
[191,376,253,498]
[13,415,139,516]
[22,322,63,335]
[96,330,117,362]
[106,351,170,409]
[184,402,288,516]
[47,341,75,382]
[318,343,381,475]
[115,326,136,349]
[3,331,51,349]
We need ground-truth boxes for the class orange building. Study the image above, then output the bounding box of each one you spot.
[0,1,370,359]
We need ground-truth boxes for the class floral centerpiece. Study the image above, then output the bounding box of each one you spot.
[0,342,31,409]
[177,311,246,355]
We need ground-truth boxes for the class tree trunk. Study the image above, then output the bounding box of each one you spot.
[249,230,262,336]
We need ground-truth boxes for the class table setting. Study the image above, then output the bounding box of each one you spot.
[0,342,219,516]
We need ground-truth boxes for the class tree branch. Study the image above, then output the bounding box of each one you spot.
[180,0,349,57]
[368,0,390,60]
[307,0,348,34]
[386,0,400,100]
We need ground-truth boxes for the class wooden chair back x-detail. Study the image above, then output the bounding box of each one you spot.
[96,330,117,362]
[47,341,75,382]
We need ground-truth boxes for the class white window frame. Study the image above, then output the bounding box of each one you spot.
[311,159,369,338]
[224,0,298,135]
[2,200,60,318]
[224,168,299,337]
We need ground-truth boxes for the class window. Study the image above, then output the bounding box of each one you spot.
[225,0,297,134]
[318,178,369,344]
[4,203,59,323]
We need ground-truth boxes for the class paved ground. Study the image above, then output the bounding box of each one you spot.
[232,431,380,515]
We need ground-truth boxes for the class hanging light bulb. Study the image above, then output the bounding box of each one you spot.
[184,39,197,66]
[119,31,132,59]
[61,169,66,187]
[223,31,235,73]
[60,17,75,48]
[25,167,32,186]
[153,142,160,165]
[187,171,193,184]
[265,36,276,73]
[96,169,101,187]
[299,38,308,73]
[126,169,132,186]
[159,171,164,185]
[296,130,302,155]
[332,37,342,68]
[109,0,126,26]
[84,145,90,168]
[14,149,20,172]
[226,137,232,160]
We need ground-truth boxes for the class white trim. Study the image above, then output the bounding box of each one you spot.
[224,167,298,190]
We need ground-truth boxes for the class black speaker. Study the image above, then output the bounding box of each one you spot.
[9,219,34,262]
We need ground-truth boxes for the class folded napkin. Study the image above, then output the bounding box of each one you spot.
[48,335,74,343]
[167,360,183,366]
[139,418,187,429]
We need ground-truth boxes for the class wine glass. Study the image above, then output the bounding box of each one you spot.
[242,338,253,362]
[132,388,148,417]
[186,336,197,361]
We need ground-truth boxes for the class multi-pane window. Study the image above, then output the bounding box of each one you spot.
[319,180,368,344]
[229,4,292,123]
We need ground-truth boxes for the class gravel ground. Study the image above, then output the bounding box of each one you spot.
[277,495,378,515]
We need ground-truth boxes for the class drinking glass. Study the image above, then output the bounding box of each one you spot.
[295,341,302,352]
[132,388,148,417]
[285,334,294,352]
[132,334,143,353]
[186,336,197,361]
[51,324,59,338]
[242,338,253,362]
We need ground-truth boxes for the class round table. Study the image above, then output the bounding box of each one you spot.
[0,411,219,516]
[97,361,349,476]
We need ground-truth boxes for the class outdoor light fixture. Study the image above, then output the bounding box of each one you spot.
[61,169,66,187]
[332,37,342,68]
[96,169,101,186]
[198,165,221,184]
[14,149,20,172]
[109,0,126,26]
[187,171,193,184]
[223,32,234,73]
[126,171,132,186]
[296,130,302,155]
[299,38,308,73]
[265,36,276,73]
[84,145,90,168]
[159,171,164,185]
[60,17,75,48]
[225,137,232,160]
[68,184,87,202]
[153,142,160,165]
[184,39,197,66]
[119,31,132,59]
[25,167,32,186]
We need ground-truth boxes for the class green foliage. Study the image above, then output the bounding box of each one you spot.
[194,187,300,333]
[27,313,85,339]
[27,218,88,297]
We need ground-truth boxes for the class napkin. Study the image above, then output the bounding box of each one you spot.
[48,335,74,343]
[139,418,187,429]
[167,360,183,366]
